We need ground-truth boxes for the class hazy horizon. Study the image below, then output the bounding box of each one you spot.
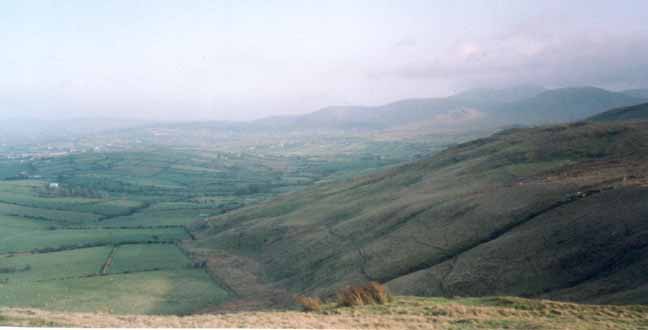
[2,0,648,121]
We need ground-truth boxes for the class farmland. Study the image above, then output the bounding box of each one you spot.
[0,142,438,314]
[109,244,191,274]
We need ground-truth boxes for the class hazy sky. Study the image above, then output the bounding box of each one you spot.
[1,0,647,121]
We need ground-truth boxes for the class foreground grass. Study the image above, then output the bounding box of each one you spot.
[2,296,647,329]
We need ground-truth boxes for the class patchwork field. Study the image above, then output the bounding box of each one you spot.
[0,215,222,315]
[0,209,220,315]
[0,172,227,314]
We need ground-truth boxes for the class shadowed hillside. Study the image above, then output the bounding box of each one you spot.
[195,121,648,304]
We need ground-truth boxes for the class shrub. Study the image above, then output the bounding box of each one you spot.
[366,281,391,304]
[336,282,392,307]
[295,295,321,312]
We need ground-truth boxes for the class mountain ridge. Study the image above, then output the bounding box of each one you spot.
[588,102,648,122]
[250,85,646,132]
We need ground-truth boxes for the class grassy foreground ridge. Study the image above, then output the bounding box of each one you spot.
[2,296,648,329]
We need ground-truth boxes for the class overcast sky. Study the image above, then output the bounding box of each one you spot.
[1,0,647,121]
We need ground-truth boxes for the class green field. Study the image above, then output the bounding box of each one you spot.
[109,244,191,273]
[0,247,111,281]
[101,208,219,227]
[0,167,228,314]
[0,228,188,254]
[0,269,228,315]
[0,202,101,225]
[0,215,51,240]
[0,241,222,315]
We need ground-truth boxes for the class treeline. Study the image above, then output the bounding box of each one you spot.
[0,265,31,274]
[39,183,109,198]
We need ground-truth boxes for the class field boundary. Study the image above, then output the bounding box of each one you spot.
[0,241,178,258]
[35,267,191,283]
[100,246,118,275]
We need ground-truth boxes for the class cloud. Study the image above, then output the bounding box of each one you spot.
[457,43,486,60]
[387,32,648,90]
[393,38,417,48]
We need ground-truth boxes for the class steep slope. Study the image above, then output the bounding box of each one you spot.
[489,86,646,125]
[588,102,648,122]
[195,121,648,304]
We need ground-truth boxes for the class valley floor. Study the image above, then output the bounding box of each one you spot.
[2,296,647,329]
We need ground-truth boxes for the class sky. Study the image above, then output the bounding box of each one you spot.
[1,0,647,121]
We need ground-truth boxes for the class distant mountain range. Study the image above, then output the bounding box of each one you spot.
[2,85,647,145]
[249,85,647,133]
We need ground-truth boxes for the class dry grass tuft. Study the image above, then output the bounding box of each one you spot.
[295,295,322,312]
[337,282,392,307]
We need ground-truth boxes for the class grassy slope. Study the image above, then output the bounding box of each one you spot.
[2,296,648,329]
[195,121,648,304]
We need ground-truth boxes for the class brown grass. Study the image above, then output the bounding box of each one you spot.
[294,295,321,312]
[2,296,648,329]
[336,282,392,307]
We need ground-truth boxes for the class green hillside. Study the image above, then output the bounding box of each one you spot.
[195,121,648,304]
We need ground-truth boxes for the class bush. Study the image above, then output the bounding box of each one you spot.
[295,295,321,312]
[366,281,391,304]
[336,282,392,307]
